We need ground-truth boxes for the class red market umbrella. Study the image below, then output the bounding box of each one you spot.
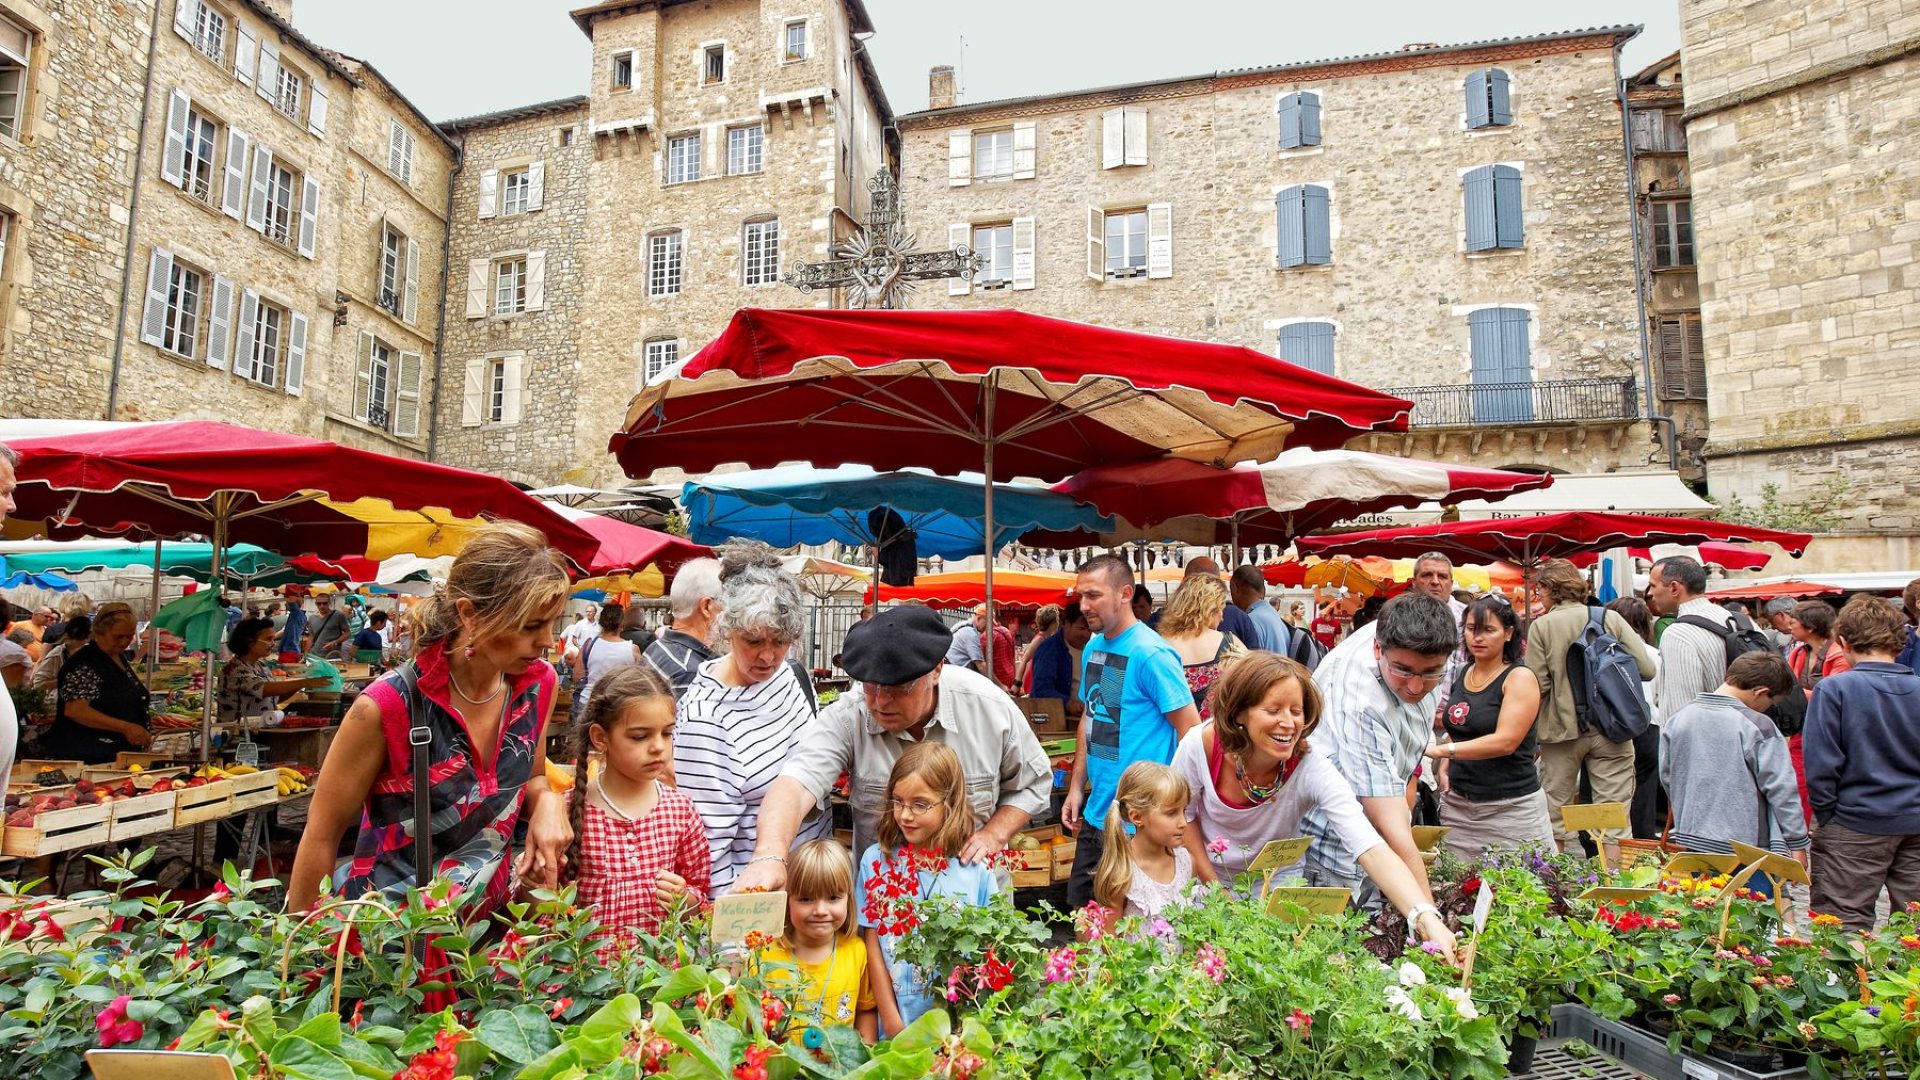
[1295,512,1813,567]
[1708,579,1843,601]
[865,582,1072,611]
[1567,541,1775,573]
[544,503,712,581]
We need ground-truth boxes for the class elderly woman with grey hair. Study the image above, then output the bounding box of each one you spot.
[673,541,828,893]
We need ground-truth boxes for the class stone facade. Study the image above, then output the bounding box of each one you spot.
[896,31,1653,477]
[1683,0,1920,530]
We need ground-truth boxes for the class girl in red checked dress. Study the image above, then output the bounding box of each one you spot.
[567,664,710,943]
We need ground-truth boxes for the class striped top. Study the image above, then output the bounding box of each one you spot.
[1654,598,1731,727]
[673,656,828,894]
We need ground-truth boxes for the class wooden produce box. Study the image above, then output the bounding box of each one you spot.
[1010,824,1061,888]
[82,766,188,791]
[107,790,177,842]
[3,793,112,857]
[173,780,235,826]
[9,760,85,788]
[1013,697,1071,736]
[1050,837,1078,882]
[228,771,280,813]
[254,725,338,768]
[114,752,177,770]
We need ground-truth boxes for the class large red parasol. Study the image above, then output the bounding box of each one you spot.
[544,503,712,580]
[1294,512,1813,566]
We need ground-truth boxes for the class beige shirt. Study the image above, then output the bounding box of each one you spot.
[1525,600,1656,744]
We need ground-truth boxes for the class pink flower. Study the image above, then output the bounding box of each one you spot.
[95,996,144,1048]
[1662,994,1682,1006]
[1285,1007,1313,1034]
[1044,947,1078,984]
[1207,837,1230,858]
[1195,944,1228,984]
[1076,902,1114,941]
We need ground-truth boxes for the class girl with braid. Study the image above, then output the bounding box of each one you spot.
[569,664,710,941]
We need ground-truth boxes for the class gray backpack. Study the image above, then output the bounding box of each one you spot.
[1566,606,1653,743]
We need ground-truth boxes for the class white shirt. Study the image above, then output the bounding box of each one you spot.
[0,669,15,799]
[1172,725,1385,882]
[561,618,597,655]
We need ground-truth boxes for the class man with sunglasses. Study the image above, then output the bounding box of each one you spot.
[733,604,1052,893]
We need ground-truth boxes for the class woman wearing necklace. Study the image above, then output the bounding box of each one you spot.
[1171,653,1458,960]
[1423,597,1554,862]
[288,523,575,916]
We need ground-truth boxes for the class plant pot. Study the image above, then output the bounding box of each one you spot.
[1637,1010,1674,1039]
[1706,1041,1778,1072]
[1506,1033,1539,1075]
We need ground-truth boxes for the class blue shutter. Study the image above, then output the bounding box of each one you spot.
[1302,185,1331,265]
[1488,69,1512,125]
[1299,91,1322,146]
[1278,93,1302,149]
[1493,165,1524,249]
[1276,185,1305,267]
[1278,322,1335,375]
[1464,165,1495,251]
[1465,70,1490,129]
[1469,308,1535,423]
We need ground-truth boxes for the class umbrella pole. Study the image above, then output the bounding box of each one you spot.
[145,539,164,688]
[1230,514,1241,566]
[201,497,227,765]
[982,448,997,687]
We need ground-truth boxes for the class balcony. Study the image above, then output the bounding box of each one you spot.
[1383,376,1640,428]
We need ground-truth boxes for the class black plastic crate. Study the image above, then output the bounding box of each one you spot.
[1548,1004,1811,1080]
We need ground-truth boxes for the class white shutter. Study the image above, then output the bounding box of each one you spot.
[1085,207,1105,280]
[947,131,971,186]
[256,40,280,103]
[139,248,174,347]
[499,354,524,425]
[234,28,256,86]
[461,357,484,427]
[232,290,260,381]
[161,89,191,188]
[308,84,328,137]
[477,168,497,219]
[402,238,420,325]
[205,276,233,370]
[1146,202,1173,279]
[1012,121,1036,180]
[245,144,273,232]
[220,129,249,218]
[526,161,545,211]
[1101,109,1124,170]
[1012,216,1036,290]
[947,223,970,296]
[1123,107,1148,166]
[353,332,375,420]
[524,250,546,311]
[172,0,197,42]
[297,175,320,258]
[465,258,488,318]
[394,351,423,438]
[284,311,307,396]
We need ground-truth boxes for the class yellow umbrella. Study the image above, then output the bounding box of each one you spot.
[574,565,668,598]
[1304,558,1383,597]
[318,497,504,561]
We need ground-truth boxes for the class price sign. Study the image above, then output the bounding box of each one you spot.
[1470,882,1496,934]
[1265,887,1351,924]
[1559,802,1629,834]
[1576,887,1661,903]
[710,890,787,945]
[1665,852,1739,876]
[1409,825,1450,852]
[1245,837,1312,875]
[87,1050,237,1080]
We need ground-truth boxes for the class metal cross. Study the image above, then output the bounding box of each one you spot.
[783,170,984,309]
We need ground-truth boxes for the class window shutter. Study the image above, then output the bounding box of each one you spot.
[205,276,233,370]
[1123,107,1148,166]
[1657,317,1686,399]
[1011,215,1036,290]
[256,40,279,104]
[1465,70,1490,129]
[1496,308,1532,381]
[1146,202,1172,279]
[1278,322,1336,376]
[524,250,546,311]
[1302,184,1331,265]
[460,356,483,427]
[948,132,971,186]
[1276,186,1303,268]
[1469,308,1534,422]
[526,161,545,210]
[1300,92,1322,146]
[232,290,260,381]
[140,248,174,347]
[477,169,498,218]
[1492,165,1524,249]
[1488,69,1512,125]
[1684,314,1706,399]
[161,89,191,188]
[1085,206,1105,280]
[285,311,307,396]
[1278,94,1301,149]
[465,258,488,318]
[221,129,249,219]
[395,351,422,437]
[1012,122,1036,179]
[172,0,197,42]
[352,332,373,419]
[1101,110,1124,170]
[402,238,420,325]
[246,145,273,232]
[1463,165,1494,251]
[947,223,970,295]
[297,175,320,258]
[235,28,256,86]
[499,354,525,425]
[308,84,328,137]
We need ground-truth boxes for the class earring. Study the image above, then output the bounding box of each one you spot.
[463,643,475,659]
[1122,820,1137,838]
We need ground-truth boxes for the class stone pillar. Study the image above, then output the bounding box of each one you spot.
[929,66,955,110]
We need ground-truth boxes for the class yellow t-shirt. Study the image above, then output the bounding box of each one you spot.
[760,937,875,1042]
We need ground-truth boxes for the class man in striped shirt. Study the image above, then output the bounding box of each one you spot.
[1649,556,1732,729]
[643,558,723,696]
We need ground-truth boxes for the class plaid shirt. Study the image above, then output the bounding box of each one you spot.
[1302,643,1440,884]
[575,783,711,940]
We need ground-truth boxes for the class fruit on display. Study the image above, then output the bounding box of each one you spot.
[275,766,314,796]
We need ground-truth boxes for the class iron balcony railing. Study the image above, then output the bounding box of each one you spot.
[1381,376,1640,428]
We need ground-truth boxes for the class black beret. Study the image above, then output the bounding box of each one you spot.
[841,605,953,685]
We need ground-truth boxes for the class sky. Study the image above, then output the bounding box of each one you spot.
[293,0,1682,124]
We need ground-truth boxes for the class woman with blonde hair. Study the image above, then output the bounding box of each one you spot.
[1015,603,1061,693]
[46,603,151,763]
[289,522,574,913]
[1156,573,1247,720]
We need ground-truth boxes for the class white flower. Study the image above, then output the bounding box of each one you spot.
[1825,970,1840,987]
[1397,961,1428,987]
[1446,987,1480,1020]
[1384,985,1425,1022]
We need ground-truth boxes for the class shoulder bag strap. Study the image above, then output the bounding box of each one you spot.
[394,661,434,890]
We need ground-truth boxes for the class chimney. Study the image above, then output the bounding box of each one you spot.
[929,66,956,110]
[255,0,295,23]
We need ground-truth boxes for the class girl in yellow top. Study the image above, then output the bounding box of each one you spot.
[759,839,878,1046]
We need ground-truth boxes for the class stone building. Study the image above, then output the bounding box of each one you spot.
[431,0,894,487]
[1682,0,1920,532]
[896,29,1655,477]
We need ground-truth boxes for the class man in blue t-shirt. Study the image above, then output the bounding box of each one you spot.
[1064,554,1199,909]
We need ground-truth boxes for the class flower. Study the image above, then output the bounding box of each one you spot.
[1662,994,1682,1006]
[1207,836,1230,858]
[1195,944,1228,984]
[1044,946,1078,984]
[1445,987,1480,1020]
[1384,985,1424,1022]
[1798,1022,1818,1040]
[1397,961,1428,987]
[1285,1007,1313,1034]
[1774,975,1796,988]
[1811,913,1843,928]
[974,949,1015,993]
[395,1029,465,1080]
[1146,916,1175,941]
[94,995,144,1049]
[1899,934,1920,951]
[1075,902,1114,941]
[1420,940,1446,956]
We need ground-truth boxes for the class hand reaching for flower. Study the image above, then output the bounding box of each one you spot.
[1415,913,1459,966]
[655,869,689,908]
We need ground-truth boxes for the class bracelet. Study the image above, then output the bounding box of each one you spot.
[1405,903,1441,930]
[747,855,787,866]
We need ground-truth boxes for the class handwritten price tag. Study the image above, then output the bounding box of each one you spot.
[1409,825,1450,852]
[1560,802,1629,834]
[1265,887,1351,923]
[86,1050,238,1080]
[1729,840,1810,885]
[1245,837,1312,875]
[711,890,787,945]
[1665,852,1739,876]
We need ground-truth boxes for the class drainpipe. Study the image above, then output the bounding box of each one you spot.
[426,136,463,461]
[1616,43,1680,470]
[104,0,167,420]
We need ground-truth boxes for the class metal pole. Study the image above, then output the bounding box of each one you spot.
[981,378,998,686]
[200,495,226,764]
[145,539,164,687]
[1230,514,1241,566]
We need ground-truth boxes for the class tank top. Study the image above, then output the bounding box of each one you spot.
[1438,664,1540,802]
[579,634,640,707]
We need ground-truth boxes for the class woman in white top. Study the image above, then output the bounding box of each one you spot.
[571,603,643,709]
[1171,652,1457,959]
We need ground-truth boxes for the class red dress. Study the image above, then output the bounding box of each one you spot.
[575,781,712,941]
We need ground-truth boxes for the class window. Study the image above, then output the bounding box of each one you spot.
[559,126,574,147]
[0,15,31,141]
[611,51,633,91]
[1464,164,1524,251]
[1104,209,1147,277]
[461,353,520,426]
[644,339,679,384]
[379,226,405,315]
[273,64,302,121]
[246,299,283,388]
[494,257,526,315]
[1277,322,1336,376]
[784,20,808,61]
[972,223,1013,286]
[1275,184,1331,267]
[1277,92,1322,149]
[1100,107,1147,169]
[501,167,531,215]
[486,355,508,423]
[703,44,725,85]
[647,231,682,297]
[182,107,218,203]
[387,119,414,184]
[263,160,296,247]
[193,2,225,64]
[1652,198,1693,268]
[667,134,701,184]
[160,260,203,359]
[973,128,1013,181]
[743,219,779,286]
[1465,69,1513,129]
[1656,312,1707,401]
[357,339,391,425]
[727,124,763,175]
[0,212,11,283]
[1467,307,1534,423]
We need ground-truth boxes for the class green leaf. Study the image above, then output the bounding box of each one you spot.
[577,994,647,1044]
[268,1035,358,1080]
[650,1003,729,1075]
[655,964,710,1004]
[287,1012,344,1048]
[172,1008,228,1053]
[475,1005,559,1065]
[886,1009,951,1054]
[330,1035,403,1080]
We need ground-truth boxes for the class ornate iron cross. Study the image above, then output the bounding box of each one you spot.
[783,170,984,309]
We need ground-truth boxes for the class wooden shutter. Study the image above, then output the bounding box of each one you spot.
[1302,185,1331,265]
[1278,94,1301,149]
[1101,110,1124,170]
[1468,308,1534,423]
[308,84,328,137]
[1492,165,1524,249]
[1463,165,1494,251]
[1085,206,1105,279]
[465,258,488,318]
[161,89,191,188]
[1278,322,1335,375]
[256,40,279,104]
[285,311,307,396]
[246,145,273,232]
[235,28,255,86]
[1658,313,1708,400]
[1146,202,1172,279]
[220,129,249,219]
[353,332,374,420]
[948,132,971,186]
[1488,69,1513,125]
[1123,107,1148,166]
[297,175,320,258]
[139,248,174,347]
[947,223,970,295]
[477,168,498,218]
[1011,216,1036,290]
[205,276,233,371]
[524,251,546,311]
[499,354,525,425]
[1012,122,1036,179]
[402,238,420,325]
[232,290,260,381]
[526,162,545,210]
[172,0,197,42]
[1465,70,1490,129]
[1299,92,1322,146]
[394,351,422,437]
[1276,186,1303,267]
[461,356,484,427]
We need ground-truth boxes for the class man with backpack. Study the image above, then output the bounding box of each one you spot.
[1526,559,1655,857]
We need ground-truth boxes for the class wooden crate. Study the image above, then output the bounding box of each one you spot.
[1011,866,1052,889]
[1050,839,1078,882]
[114,752,176,770]
[9,760,84,787]
[107,791,177,842]
[82,766,188,791]
[228,771,280,812]
[173,780,235,826]
[2,797,112,857]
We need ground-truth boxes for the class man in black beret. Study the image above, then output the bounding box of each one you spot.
[733,604,1053,891]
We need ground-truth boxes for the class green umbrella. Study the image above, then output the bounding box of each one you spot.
[150,587,228,654]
